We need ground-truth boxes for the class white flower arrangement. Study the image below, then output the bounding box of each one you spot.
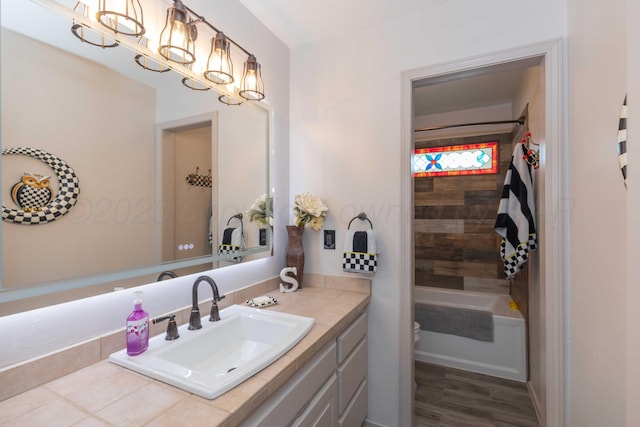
[293,192,328,231]
[247,193,273,227]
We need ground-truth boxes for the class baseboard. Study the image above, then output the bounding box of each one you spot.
[363,419,389,427]
[527,381,544,426]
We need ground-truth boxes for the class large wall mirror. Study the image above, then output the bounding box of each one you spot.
[0,0,273,315]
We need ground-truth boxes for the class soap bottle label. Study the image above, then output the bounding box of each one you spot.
[127,318,148,338]
[126,318,149,355]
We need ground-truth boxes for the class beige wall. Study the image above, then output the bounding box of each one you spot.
[217,105,268,262]
[627,0,640,425]
[1,29,156,291]
[567,0,628,425]
[290,1,567,423]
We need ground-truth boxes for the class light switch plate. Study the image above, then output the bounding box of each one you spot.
[324,230,336,249]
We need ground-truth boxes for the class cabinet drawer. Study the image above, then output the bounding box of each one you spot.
[292,374,337,427]
[338,379,367,427]
[337,311,367,363]
[337,337,367,414]
[241,341,337,426]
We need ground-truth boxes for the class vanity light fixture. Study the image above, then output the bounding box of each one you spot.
[134,38,171,73]
[182,76,211,91]
[204,32,234,85]
[71,2,118,48]
[239,54,265,101]
[158,0,197,65]
[96,0,145,37]
[218,94,243,105]
[182,64,210,91]
[218,83,243,105]
[57,0,266,103]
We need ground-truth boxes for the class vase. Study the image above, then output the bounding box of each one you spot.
[286,225,305,289]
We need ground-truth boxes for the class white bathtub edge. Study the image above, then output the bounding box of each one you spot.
[415,349,526,382]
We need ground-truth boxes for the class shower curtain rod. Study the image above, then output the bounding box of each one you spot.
[414,116,525,133]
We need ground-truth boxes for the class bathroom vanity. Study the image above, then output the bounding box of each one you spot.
[242,311,368,426]
[0,279,370,426]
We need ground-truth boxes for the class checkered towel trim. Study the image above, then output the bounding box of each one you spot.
[500,234,537,279]
[343,252,377,273]
[219,244,242,262]
[2,147,80,225]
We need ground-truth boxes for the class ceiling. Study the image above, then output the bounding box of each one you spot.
[413,68,528,117]
[4,0,539,117]
[238,0,539,117]
[238,0,451,48]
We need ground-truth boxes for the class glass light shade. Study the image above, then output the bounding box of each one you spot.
[158,0,196,65]
[71,2,119,48]
[204,32,234,85]
[239,54,265,101]
[96,0,145,37]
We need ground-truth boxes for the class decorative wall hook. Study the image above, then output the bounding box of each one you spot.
[2,147,80,225]
[185,166,212,187]
[521,132,539,169]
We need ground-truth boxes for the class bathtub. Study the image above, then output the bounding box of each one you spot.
[414,286,526,382]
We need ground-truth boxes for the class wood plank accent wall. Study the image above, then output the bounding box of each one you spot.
[413,132,514,294]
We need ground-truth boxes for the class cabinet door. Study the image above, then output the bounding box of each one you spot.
[337,312,367,363]
[292,374,337,427]
[338,379,367,427]
[338,337,367,414]
[240,342,337,426]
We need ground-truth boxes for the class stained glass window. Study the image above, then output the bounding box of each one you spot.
[412,142,498,177]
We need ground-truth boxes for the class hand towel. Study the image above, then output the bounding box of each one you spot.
[343,229,378,273]
[494,143,537,279]
[219,227,243,262]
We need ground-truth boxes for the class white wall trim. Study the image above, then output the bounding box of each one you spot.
[400,61,415,427]
[400,38,566,427]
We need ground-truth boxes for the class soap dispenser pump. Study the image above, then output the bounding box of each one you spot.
[126,291,149,356]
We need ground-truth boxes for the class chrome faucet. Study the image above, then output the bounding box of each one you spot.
[188,275,225,330]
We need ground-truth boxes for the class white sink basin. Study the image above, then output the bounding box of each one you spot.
[108,304,315,399]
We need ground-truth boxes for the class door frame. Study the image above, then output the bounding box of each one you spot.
[400,39,566,427]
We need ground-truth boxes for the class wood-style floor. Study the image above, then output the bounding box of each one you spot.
[414,361,540,427]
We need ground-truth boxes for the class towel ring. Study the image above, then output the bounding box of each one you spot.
[348,212,373,230]
[226,212,243,226]
[223,213,245,263]
[226,213,245,237]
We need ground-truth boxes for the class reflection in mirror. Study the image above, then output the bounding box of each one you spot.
[0,0,272,315]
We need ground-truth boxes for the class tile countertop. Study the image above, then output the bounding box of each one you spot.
[0,284,370,427]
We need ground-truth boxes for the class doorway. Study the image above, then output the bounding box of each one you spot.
[157,114,218,277]
[400,39,566,427]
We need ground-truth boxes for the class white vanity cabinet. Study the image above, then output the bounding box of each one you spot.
[336,312,368,427]
[241,311,368,426]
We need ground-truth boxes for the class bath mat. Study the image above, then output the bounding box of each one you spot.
[415,303,494,342]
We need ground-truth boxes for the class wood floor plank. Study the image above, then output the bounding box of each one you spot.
[415,362,540,427]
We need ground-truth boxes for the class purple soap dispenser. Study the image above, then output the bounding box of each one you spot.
[126,291,149,356]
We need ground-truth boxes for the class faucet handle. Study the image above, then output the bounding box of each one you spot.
[153,315,180,340]
[209,302,221,322]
